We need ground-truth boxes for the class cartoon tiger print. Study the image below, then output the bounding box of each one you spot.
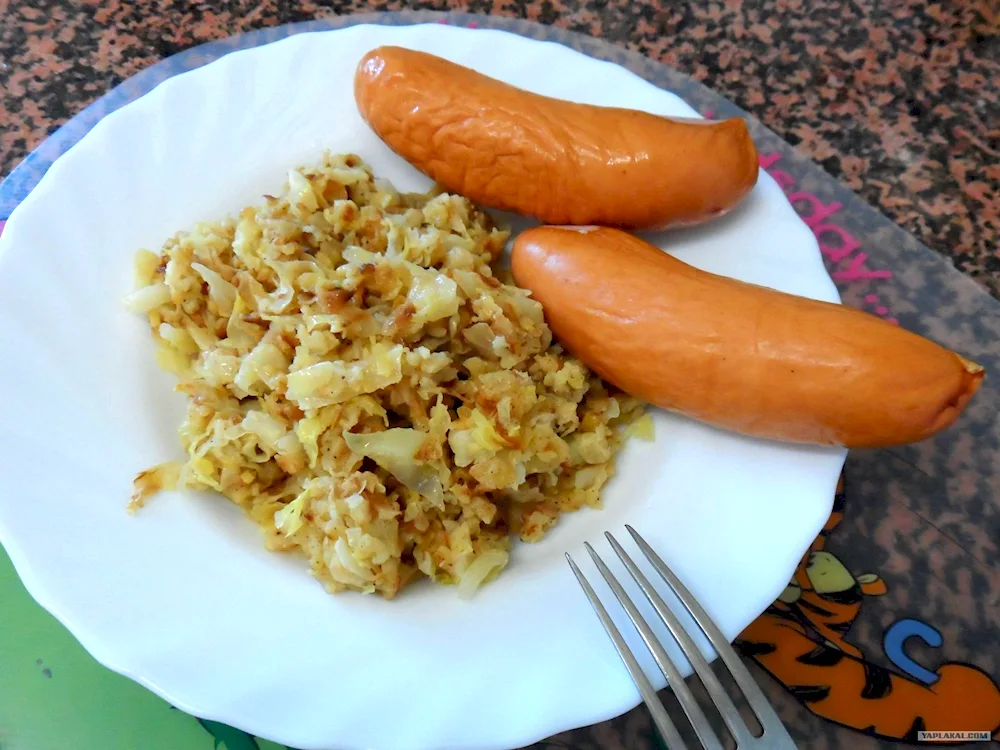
[737,477,1000,743]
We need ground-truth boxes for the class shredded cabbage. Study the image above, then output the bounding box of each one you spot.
[275,494,306,536]
[127,152,647,598]
[627,413,656,441]
[191,262,237,317]
[344,429,444,509]
[457,550,509,599]
[123,283,171,313]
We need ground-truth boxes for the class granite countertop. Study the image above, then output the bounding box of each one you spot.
[1,0,997,295]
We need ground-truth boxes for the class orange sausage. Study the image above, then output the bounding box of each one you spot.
[354,46,759,230]
[511,226,983,448]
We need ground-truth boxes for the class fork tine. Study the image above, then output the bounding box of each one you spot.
[566,553,689,750]
[585,542,723,750]
[626,525,798,745]
[606,532,753,745]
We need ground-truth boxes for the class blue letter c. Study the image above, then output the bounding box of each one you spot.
[884,618,942,686]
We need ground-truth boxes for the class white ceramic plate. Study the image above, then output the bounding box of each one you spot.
[0,23,846,750]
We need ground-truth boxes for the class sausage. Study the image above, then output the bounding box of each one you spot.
[354,46,759,230]
[511,226,983,448]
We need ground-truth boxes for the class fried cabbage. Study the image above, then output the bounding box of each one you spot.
[128,153,644,598]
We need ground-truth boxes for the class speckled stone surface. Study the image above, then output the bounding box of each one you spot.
[1,7,1000,750]
[1,0,998,294]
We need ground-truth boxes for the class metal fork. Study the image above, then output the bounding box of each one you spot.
[567,525,797,750]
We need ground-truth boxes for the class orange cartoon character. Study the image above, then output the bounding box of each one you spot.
[737,478,1000,743]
